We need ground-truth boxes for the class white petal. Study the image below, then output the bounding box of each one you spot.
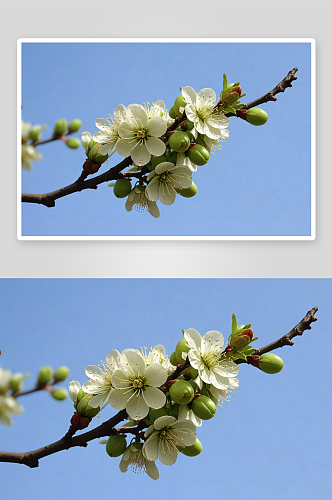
[182,86,197,106]
[68,381,81,402]
[202,330,224,353]
[127,104,148,127]
[145,177,160,202]
[95,118,110,129]
[126,392,149,420]
[145,460,159,480]
[131,142,151,166]
[184,328,202,350]
[158,439,178,465]
[215,360,239,377]
[197,88,216,107]
[81,131,91,151]
[147,116,167,137]
[108,387,131,410]
[121,350,146,377]
[145,364,167,387]
[143,434,159,461]
[116,138,134,157]
[143,386,166,409]
[158,182,176,206]
[145,136,166,156]
[147,200,160,218]
[84,365,102,378]
[89,393,107,408]
[113,104,127,122]
[154,415,176,430]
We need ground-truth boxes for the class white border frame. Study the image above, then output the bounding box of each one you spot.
[17,38,316,241]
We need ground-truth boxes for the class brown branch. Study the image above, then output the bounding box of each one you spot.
[0,409,128,468]
[22,156,132,208]
[236,306,318,365]
[234,67,298,114]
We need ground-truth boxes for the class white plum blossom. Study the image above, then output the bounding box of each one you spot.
[81,131,92,153]
[145,162,192,206]
[183,328,239,391]
[116,104,167,166]
[119,442,159,480]
[181,86,229,139]
[22,144,42,171]
[207,378,239,405]
[125,186,160,218]
[141,345,174,375]
[93,104,127,156]
[109,349,167,421]
[0,395,24,426]
[82,349,122,409]
[143,416,196,466]
[144,100,174,127]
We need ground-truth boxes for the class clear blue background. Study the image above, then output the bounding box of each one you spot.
[0,279,330,499]
[21,42,312,237]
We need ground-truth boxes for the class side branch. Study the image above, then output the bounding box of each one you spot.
[22,157,132,208]
[238,67,298,112]
[0,409,128,468]
[236,306,318,365]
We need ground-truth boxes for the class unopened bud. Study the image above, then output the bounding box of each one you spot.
[105,435,127,457]
[71,412,90,429]
[222,86,242,104]
[237,108,268,126]
[258,353,284,374]
[168,131,190,153]
[169,380,194,405]
[53,366,70,382]
[53,118,68,135]
[37,365,53,384]
[113,179,132,198]
[191,395,216,420]
[68,119,82,133]
[178,438,203,457]
[51,388,68,401]
[66,138,80,149]
[188,144,209,166]
[230,328,254,349]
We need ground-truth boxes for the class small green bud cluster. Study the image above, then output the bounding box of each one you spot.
[37,365,70,402]
[52,118,82,150]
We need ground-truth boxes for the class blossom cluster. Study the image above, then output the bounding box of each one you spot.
[70,318,257,480]
[81,78,244,218]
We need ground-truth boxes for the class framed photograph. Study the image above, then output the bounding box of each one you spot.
[18,39,315,240]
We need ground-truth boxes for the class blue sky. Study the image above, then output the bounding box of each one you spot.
[20,41,313,237]
[0,279,331,499]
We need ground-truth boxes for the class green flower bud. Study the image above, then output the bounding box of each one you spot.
[222,86,242,105]
[179,438,203,457]
[169,380,194,405]
[189,368,198,379]
[169,351,178,366]
[188,144,210,166]
[150,155,167,169]
[76,394,91,414]
[230,328,254,350]
[66,138,80,149]
[246,108,268,126]
[51,388,68,401]
[168,131,190,153]
[174,94,186,117]
[148,407,168,423]
[177,182,198,198]
[88,144,108,164]
[169,106,176,119]
[8,376,23,393]
[113,179,132,198]
[175,338,189,364]
[29,127,42,143]
[188,379,199,392]
[76,388,85,403]
[84,405,100,419]
[258,353,284,374]
[88,138,97,151]
[68,119,82,133]
[191,395,216,420]
[37,365,53,384]
[106,435,127,457]
[53,366,70,382]
[53,118,67,135]
[180,119,194,131]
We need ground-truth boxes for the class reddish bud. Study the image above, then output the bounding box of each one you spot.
[70,413,90,429]
[222,86,242,104]
[83,160,100,175]
[230,328,254,349]
[246,355,260,368]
